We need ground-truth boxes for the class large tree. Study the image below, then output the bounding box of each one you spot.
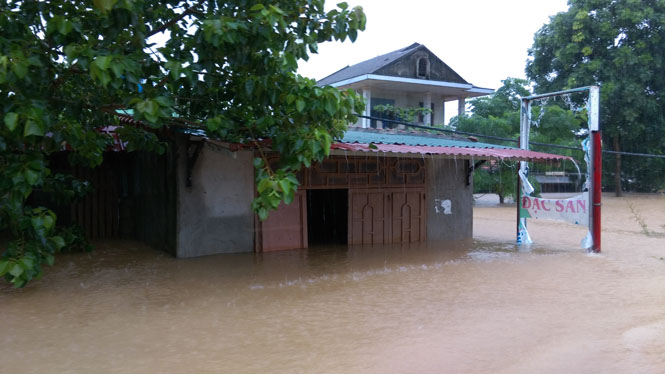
[526,0,665,195]
[0,0,366,287]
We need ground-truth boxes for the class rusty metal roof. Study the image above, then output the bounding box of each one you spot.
[332,130,570,162]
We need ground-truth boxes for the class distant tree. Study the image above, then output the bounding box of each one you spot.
[0,0,366,287]
[453,78,585,204]
[526,0,665,195]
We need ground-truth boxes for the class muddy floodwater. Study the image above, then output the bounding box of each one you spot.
[2,193,665,373]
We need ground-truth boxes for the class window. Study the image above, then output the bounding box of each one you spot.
[417,57,429,78]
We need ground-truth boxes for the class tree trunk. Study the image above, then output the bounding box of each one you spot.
[613,136,622,197]
[499,194,505,204]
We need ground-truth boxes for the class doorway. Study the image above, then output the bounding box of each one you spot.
[307,189,348,246]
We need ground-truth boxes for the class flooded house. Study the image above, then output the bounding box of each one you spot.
[58,43,570,257]
[169,43,569,256]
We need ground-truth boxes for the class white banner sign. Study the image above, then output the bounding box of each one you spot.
[520,192,589,226]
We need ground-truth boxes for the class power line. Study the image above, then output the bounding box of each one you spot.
[355,115,665,159]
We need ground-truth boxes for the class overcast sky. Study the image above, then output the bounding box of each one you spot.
[298,0,570,91]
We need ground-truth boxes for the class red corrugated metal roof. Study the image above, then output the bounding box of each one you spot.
[331,142,570,162]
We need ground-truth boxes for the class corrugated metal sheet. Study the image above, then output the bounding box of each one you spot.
[333,130,570,162]
[341,130,513,149]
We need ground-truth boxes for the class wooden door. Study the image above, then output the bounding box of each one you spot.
[391,190,426,243]
[349,190,390,245]
[259,192,307,252]
[349,188,426,245]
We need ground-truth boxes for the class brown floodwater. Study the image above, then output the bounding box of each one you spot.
[2,193,664,373]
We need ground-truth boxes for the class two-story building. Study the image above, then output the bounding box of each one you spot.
[318,42,493,128]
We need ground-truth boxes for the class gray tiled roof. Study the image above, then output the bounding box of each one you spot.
[317,43,423,86]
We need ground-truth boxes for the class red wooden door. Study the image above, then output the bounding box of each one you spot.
[259,192,307,252]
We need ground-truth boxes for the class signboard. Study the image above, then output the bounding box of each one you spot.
[519,192,589,227]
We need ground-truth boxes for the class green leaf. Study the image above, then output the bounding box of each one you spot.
[24,169,40,185]
[258,208,268,221]
[250,4,264,11]
[43,214,55,231]
[24,119,44,137]
[0,261,10,276]
[325,100,336,116]
[51,236,66,251]
[55,17,73,35]
[268,5,286,15]
[278,179,291,194]
[18,258,33,270]
[136,99,159,118]
[154,96,172,107]
[4,112,18,131]
[93,0,117,12]
[64,44,79,60]
[296,99,305,112]
[166,61,182,80]
[110,62,124,78]
[94,56,112,71]
[11,61,28,79]
[9,263,23,277]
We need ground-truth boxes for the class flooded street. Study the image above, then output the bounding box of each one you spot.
[2,194,664,373]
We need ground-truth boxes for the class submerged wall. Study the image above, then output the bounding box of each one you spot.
[426,158,473,240]
[175,138,255,257]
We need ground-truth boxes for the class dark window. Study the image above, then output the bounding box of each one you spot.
[417,58,428,78]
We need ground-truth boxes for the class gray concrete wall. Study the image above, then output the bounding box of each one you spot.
[176,138,255,257]
[426,158,473,240]
[374,48,468,84]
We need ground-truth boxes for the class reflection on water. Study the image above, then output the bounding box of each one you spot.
[3,195,665,374]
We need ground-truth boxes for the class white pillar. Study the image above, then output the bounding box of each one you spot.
[423,93,432,125]
[362,88,372,128]
[458,97,466,117]
[441,101,446,125]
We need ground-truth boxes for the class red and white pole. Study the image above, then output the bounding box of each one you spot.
[589,86,602,252]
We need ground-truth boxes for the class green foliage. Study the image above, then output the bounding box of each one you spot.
[526,0,665,192]
[372,104,432,124]
[453,78,586,202]
[474,163,541,203]
[1,0,366,286]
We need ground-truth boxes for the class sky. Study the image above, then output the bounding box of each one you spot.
[298,0,570,91]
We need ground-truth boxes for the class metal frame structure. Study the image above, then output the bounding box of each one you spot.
[517,86,602,252]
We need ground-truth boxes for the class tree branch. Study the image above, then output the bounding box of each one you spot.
[147,0,206,38]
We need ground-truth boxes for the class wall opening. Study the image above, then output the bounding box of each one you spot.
[307,189,348,246]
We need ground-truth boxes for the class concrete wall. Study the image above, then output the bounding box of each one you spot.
[374,48,468,84]
[426,158,473,240]
[176,138,255,257]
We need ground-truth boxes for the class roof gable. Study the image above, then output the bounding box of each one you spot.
[317,43,468,86]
